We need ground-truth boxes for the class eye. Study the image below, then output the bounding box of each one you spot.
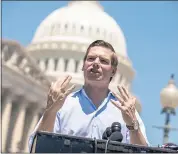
[100,59,109,64]
[87,57,95,61]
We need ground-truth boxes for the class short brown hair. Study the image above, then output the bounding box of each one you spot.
[83,40,118,68]
[83,40,118,81]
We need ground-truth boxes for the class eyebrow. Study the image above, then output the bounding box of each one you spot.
[87,55,111,61]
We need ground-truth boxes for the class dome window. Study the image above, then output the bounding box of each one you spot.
[75,60,79,73]
[64,24,68,29]
[96,28,100,34]
[45,59,49,70]
[64,59,69,72]
[54,58,58,71]
[81,25,84,31]
[50,25,55,35]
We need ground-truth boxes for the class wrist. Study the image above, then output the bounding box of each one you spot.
[44,109,58,117]
[126,120,139,131]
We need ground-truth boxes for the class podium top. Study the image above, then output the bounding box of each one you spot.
[31,131,177,153]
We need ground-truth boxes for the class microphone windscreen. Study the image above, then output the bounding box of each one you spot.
[102,127,112,139]
[109,131,123,142]
[111,122,121,132]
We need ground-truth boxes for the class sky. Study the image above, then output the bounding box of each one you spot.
[2,1,178,146]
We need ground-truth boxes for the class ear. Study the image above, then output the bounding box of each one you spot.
[112,67,117,76]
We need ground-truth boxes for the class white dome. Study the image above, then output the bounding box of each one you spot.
[31,1,128,57]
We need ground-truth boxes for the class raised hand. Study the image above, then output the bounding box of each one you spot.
[111,85,137,126]
[46,75,75,113]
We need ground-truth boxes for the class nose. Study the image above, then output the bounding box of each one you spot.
[94,57,100,64]
[93,57,100,68]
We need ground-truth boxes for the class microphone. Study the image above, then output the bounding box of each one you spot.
[103,122,123,153]
[111,122,121,133]
[109,131,123,142]
[102,122,123,142]
[102,127,112,140]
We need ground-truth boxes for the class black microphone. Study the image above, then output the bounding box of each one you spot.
[109,131,123,142]
[110,122,123,142]
[103,122,123,153]
[102,127,112,140]
[111,122,121,133]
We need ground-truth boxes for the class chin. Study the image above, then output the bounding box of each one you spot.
[87,76,103,81]
[86,78,108,86]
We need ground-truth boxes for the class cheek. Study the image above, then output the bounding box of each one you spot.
[102,66,113,75]
[83,62,91,72]
[83,62,88,69]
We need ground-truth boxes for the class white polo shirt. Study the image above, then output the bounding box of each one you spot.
[29,88,149,150]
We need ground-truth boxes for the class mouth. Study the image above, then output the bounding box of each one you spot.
[90,68,100,74]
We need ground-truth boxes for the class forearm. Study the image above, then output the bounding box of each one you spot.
[129,128,148,146]
[37,110,57,132]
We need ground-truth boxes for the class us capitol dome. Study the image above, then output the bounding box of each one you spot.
[2,1,141,153]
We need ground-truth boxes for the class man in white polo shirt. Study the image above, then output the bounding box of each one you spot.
[29,40,149,151]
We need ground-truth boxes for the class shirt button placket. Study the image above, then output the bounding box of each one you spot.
[91,114,98,138]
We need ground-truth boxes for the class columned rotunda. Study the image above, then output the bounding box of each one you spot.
[2,1,141,152]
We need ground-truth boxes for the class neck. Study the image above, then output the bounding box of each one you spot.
[83,83,110,108]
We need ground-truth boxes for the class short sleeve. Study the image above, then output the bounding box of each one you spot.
[53,111,61,133]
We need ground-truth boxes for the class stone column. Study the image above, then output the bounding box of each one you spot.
[18,103,42,152]
[48,58,55,71]
[77,60,83,73]
[4,95,26,152]
[56,58,65,72]
[39,60,46,71]
[11,100,28,152]
[67,58,75,72]
[2,88,14,153]
[2,45,9,61]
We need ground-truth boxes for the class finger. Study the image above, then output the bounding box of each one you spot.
[52,76,63,89]
[48,82,54,95]
[64,84,76,96]
[117,85,128,101]
[121,86,130,99]
[61,75,72,89]
[112,91,125,105]
[132,97,136,106]
[110,99,124,111]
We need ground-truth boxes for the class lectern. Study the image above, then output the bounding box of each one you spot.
[31,131,177,153]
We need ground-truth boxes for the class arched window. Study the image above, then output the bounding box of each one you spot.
[96,28,100,34]
[81,25,84,32]
[75,60,79,73]
[64,59,69,72]
[54,58,58,71]
[45,58,49,70]
[64,24,68,30]
[50,25,55,35]
[103,29,106,38]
